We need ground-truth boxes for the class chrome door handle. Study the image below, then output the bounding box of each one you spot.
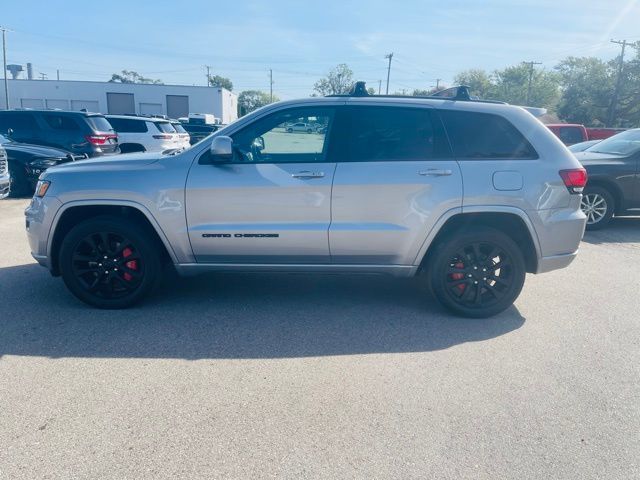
[292,171,325,179]
[418,169,452,177]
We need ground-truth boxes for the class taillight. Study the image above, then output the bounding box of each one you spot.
[559,168,587,194]
[153,134,173,139]
[85,134,117,145]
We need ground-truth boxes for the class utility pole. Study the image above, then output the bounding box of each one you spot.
[435,78,441,89]
[269,69,273,102]
[1,26,9,110]
[608,39,631,126]
[523,61,542,105]
[384,53,393,94]
[205,65,211,86]
[378,80,382,94]
[56,69,60,81]
[39,73,47,81]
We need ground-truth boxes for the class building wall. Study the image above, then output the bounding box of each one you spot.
[1,79,238,123]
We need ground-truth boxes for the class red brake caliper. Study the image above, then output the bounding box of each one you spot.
[122,247,137,281]
[451,262,466,292]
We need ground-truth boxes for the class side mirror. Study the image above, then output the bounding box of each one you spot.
[6,128,13,139]
[205,135,233,163]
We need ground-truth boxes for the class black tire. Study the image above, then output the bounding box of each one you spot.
[428,227,526,318]
[59,215,162,308]
[582,186,614,231]
[8,161,31,197]
[119,143,146,154]
[306,128,313,133]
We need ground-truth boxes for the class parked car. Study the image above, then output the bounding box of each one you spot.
[181,123,220,144]
[573,128,640,229]
[0,134,84,197]
[0,142,9,199]
[25,85,587,318]
[170,121,191,149]
[568,139,601,153]
[0,110,119,157]
[585,127,626,140]
[546,123,588,145]
[105,115,184,153]
[285,122,315,133]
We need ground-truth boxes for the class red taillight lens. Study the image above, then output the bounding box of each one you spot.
[559,168,587,193]
[85,134,117,145]
[153,134,173,140]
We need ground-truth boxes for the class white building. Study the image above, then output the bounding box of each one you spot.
[1,79,238,123]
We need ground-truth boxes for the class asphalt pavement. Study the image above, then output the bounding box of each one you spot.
[0,198,638,479]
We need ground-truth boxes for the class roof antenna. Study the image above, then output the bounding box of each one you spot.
[349,81,368,97]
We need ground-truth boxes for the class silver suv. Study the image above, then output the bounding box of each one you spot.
[25,87,588,317]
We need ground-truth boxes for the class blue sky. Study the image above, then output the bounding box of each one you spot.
[2,0,640,98]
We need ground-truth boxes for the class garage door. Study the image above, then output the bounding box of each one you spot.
[139,103,163,116]
[166,95,189,119]
[45,99,70,110]
[71,100,100,112]
[20,98,44,109]
[107,92,135,115]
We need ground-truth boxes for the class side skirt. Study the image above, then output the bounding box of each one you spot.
[174,263,418,277]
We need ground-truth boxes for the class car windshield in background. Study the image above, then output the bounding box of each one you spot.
[587,129,640,156]
[87,116,115,133]
[155,122,176,133]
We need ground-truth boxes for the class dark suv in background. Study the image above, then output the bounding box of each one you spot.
[0,110,119,157]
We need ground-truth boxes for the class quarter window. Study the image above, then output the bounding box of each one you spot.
[44,115,81,131]
[439,110,538,159]
[107,118,148,133]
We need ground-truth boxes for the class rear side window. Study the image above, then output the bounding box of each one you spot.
[107,118,148,133]
[44,115,81,131]
[87,116,115,133]
[341,106,451,161]
[154,122,175,133]
[172,123,187,133]
[558,127,584,145]
[440,110,538,159]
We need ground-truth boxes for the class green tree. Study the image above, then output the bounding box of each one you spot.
[609,44,640,127]
[313,64,354,96]
[493,64,560,109]
[209,75,233,91]
[453,69,494,99]
[109,70,163,84]
[238,90,279,116]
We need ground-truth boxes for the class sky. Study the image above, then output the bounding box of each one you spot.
[2,0,640,99]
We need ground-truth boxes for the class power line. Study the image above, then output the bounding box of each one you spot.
[384,53,393,94]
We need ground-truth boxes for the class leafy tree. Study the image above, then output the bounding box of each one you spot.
[412,87,445,96]
[109,70,163,84]
[209,75,233,91]
[313,64,354,96]
[453,69,494,99]
[609,45,640,127]
[367,87,377,96]
[238,90,279,116]
[493,64,560,109]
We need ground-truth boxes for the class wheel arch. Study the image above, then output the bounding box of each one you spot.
[416,208,540,274]
[48,201,177,276]
[118,143,146,153]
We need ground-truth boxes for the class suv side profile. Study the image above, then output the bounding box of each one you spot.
[0,110,119,157]
[106,115,185,153]
[25,90,587,318]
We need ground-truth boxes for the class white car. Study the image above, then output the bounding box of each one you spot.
[285,122,315,133]
[105,115,183,153]
[170,121,191,149]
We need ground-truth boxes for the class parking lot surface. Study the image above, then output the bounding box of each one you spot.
[1,198,638,479]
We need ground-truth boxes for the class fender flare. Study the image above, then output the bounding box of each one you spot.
[46,199,180,264]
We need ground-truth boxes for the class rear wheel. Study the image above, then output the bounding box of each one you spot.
[429,227,526,318]
[582,186,614,230]
[59,216,161,308]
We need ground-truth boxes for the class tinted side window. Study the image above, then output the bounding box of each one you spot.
[44,115,81,131]
[343,106,450,161]
[108,118,148,133]
[558,127,584,145]
[0,113,38,133]
[440,110,538,159]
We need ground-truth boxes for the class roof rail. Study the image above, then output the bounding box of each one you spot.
[326,81,506,104]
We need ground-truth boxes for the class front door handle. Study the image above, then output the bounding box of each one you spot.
[292,171,325,179]
[418,169,452,177]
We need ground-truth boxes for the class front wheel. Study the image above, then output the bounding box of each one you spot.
[59,216,162,308]
[429,227,526,318]
[582,186,614,230]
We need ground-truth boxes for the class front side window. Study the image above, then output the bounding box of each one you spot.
[440,110,538,159]
[341,106,450,161]
[230,107,334,163]
[44,115,80,131]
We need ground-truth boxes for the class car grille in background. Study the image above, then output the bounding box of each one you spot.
[0,151,7,175]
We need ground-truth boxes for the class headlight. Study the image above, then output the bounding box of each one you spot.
[34,180,51,198]
[29,158,60,169]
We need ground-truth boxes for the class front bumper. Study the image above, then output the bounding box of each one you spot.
[0,173,9,199]
[536,251,578,273]
[25,195,62,271]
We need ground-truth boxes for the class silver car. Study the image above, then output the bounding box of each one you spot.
[25,90,587,317]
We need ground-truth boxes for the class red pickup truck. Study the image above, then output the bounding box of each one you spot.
[545,124,625,145]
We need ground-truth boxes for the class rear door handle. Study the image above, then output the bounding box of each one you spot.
[292,171,325,179]
[418,169,452,177]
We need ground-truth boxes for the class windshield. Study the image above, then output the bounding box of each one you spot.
[586,129,640,156]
